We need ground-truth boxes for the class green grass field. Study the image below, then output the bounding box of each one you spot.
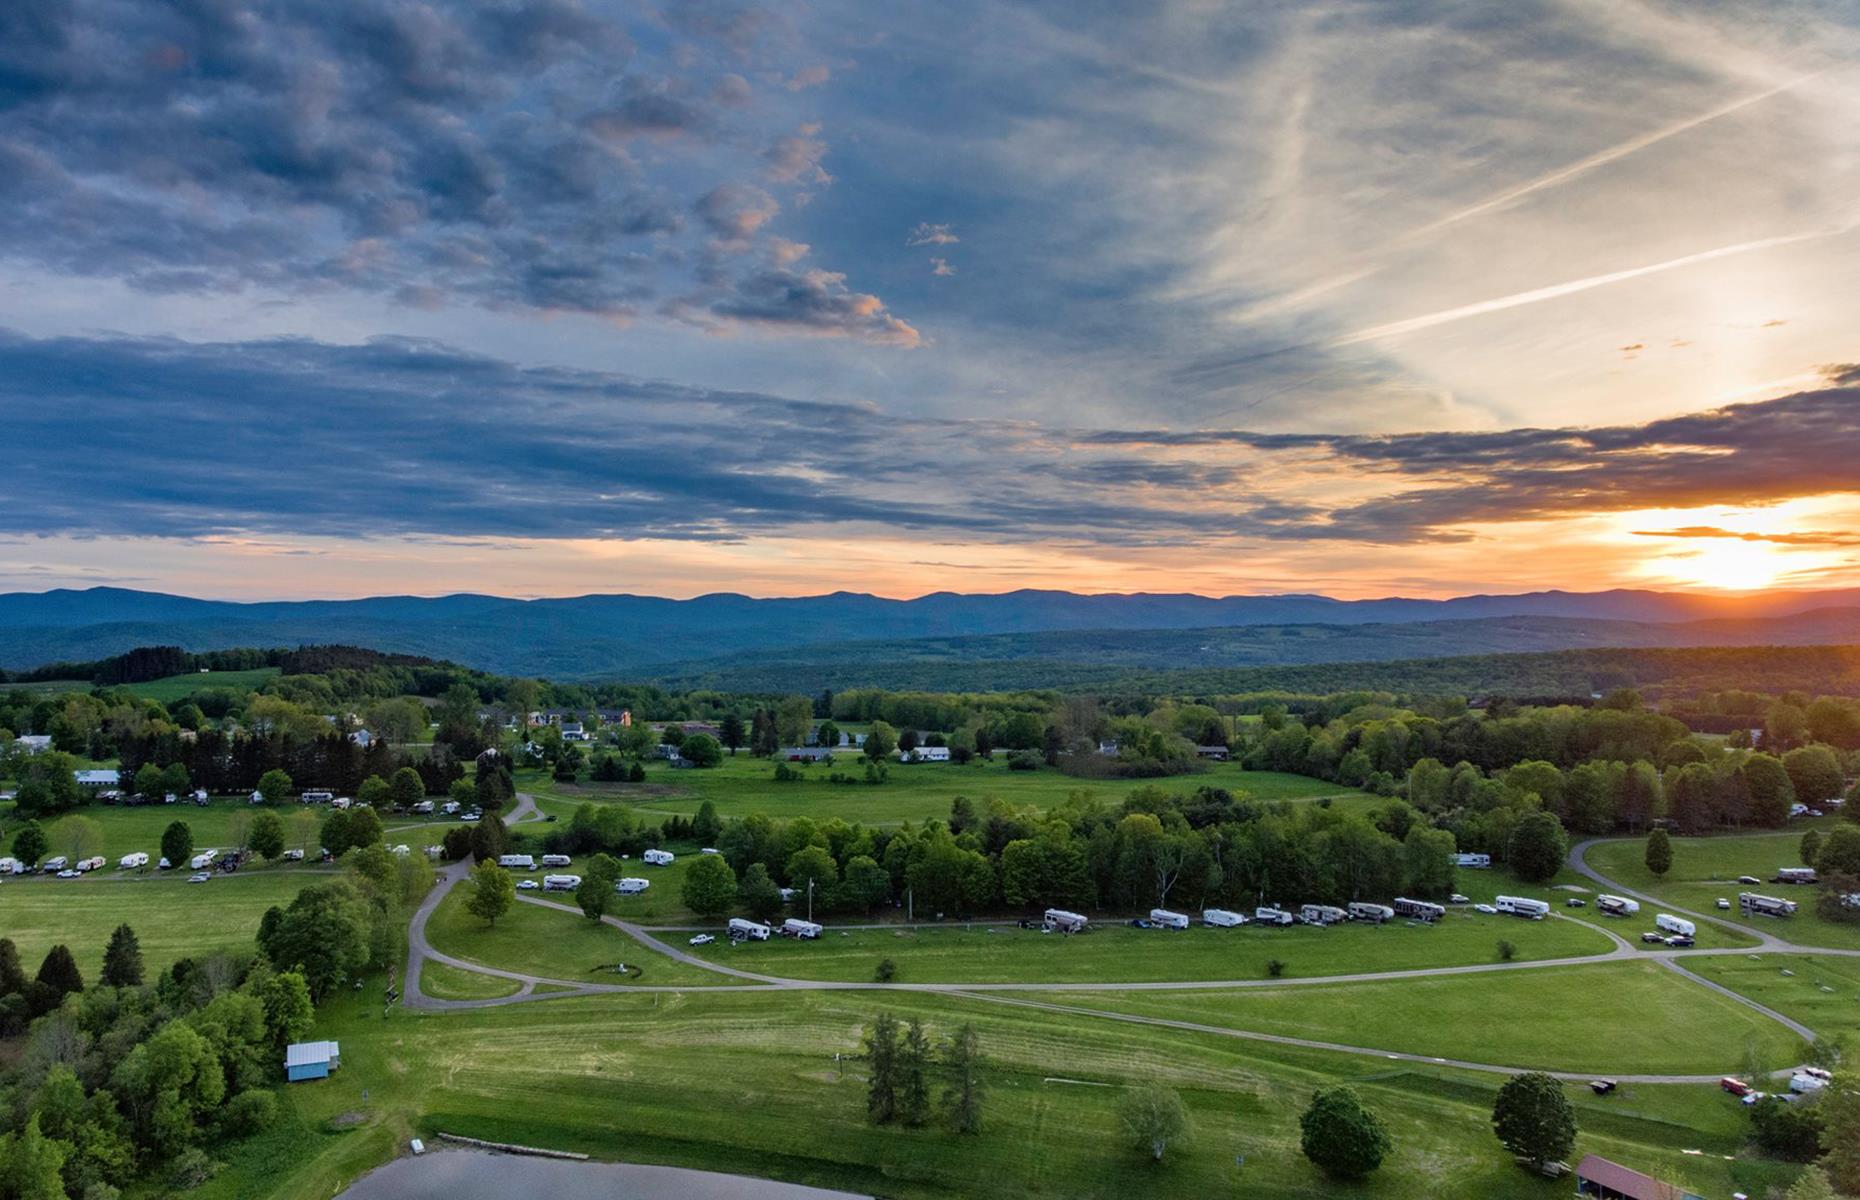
[184,979,1803,1200]
[1680,953,1860,1042]
[423,885,731,988]
[1021,960,1807,1076]
[1584,827,1860,950]
[417,959,523,1001]
[122,667,280,702]
[2,798,335,865]
[522,758,1361,827]
[0,870,322,977]
[686,910,1613,984]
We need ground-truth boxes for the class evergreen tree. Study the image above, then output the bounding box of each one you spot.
[35,944,84,1001]
[1802,828,1824,868]
[0,938,26,995]
[898,1019,932,1126]
[1644,828,1673,877]
[101,923,145,988]
[719,713,745,756]
[864,1013,900,1124]
[160,820,194,871]
[942,1023,984,1134]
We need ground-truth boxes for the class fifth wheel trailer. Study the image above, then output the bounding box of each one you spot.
[1393,897,1445,922]
[1655,913,1696,937]
[1740,892,1798,918]
[1596,895,1639,917]
[643,848,675,866]
[1495,896,1549,919]
[1201,908,1248,928]
[615,877,650,895]
[542,874,582,891]
[781,918,824,938]
[1299,904,1348,926]
[1347,902,1394,924]
[1254,906,1295,926]
[1148,909,1190,930]
[728,918,772,941]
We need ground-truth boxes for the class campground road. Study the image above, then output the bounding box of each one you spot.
[1566,837,1795,951]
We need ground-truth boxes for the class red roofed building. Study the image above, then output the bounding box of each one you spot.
[1574,1155,1704,1200]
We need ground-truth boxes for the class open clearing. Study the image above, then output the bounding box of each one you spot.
[417,959,523,1002]
[1012,961,1807,1076]
[1584,827,1860,950]
[685,910,1614,984]
[1681,953,1860,1041]
[122,667,281,701]
[424,885,731,988]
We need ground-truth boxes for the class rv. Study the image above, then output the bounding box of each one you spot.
[1776,867,1818,885]
[188,851,217,871]
[1347,902,1395,924]
[1740,892,1798,918]
[1655,913,1696,938]
[41,856,68,873]
[0,857,21,875]
[643,848,675,866]
[118,851,150,870]
[542,874,582,892]
[1201,908,1248,928]
[782,918,824,939]
[1596,894,1640,917]
[1495,895,1550,920]
[497,854,535,871]
[616,877,650,895]
[75,856,106,872]
[1043,908,1089,933]
[1393,897,1446,922]
[540,854,573,868]
[300,790,334,804]
[330,796,352,810]
[728,918,772,941]
[1453,853,1492,869]
[1254,906,1295,926]
[1148,908,1191,930]
[411,800,434,814]
[1299,904,1348,926]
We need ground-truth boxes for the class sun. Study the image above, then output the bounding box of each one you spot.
[1659,538,1792,591]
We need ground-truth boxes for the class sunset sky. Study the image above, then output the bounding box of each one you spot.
[3,0,1860,600]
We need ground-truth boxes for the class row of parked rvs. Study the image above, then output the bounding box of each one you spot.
[1111,899,1429,931]
[726,917,822,941]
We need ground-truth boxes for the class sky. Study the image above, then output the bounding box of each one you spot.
[3,0,1860,601]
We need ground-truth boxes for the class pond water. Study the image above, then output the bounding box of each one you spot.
[337,1148,871,1200]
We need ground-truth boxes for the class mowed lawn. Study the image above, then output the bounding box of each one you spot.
[122,667,279,702]
[423,884,731,988]
[189,980,1801,1200]
[1,797,339,869]
[0,871,323,976]
[1022,960,1807,1076]
[417,959,522,1002]
[1584,827,1860,950]
[523,758,1362,827]
[686,910,1613,984]
[1681,953,1860,1041]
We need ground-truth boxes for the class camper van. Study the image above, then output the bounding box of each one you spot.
[1393,897,1446,922]
[542,874,582,892]
[1655,913,1696,938]
[1596,894,1640,917]
[1299,904,1348,926]
[497,854,535,871]
[728,918,772,942]
[1740,892,1798,918]
[1347,902,1395,924]
[1495,895,1550,920]
[540,854,573,868]
[1453,853,1492,869]
[1201,908,1248,928]
[616,877,650,895]
[643,848,675,866]
[118,851,150,870]
[1148,909,1190,930]
[781,918,824,939]
[1254,906,1295,926]
[1043,908,1089,933]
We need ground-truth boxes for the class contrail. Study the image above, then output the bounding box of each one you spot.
[1406,71,1826,239]
[1329,222,1857,347]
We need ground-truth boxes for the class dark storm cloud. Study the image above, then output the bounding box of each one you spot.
[0,0,915,342]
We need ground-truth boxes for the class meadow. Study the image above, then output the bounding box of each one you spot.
[1679,953,1860,1040]
[1583,825,1860,950]
[423,885,731,988]
[122,667,281,702]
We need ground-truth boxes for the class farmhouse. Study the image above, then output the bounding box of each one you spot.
[1573,1154,1702,1200]
[75,769,120,790]
[284,1041,341,1083]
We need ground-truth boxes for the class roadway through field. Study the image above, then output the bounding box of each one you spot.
[397,799,1852,1080]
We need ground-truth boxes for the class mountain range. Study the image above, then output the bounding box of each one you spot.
[1,585,1856,681]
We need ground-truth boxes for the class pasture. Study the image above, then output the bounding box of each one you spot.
[424,885,730,988]
[121,667,280,702]
[1680,953,1860,1040]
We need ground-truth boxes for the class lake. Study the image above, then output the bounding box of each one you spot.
[337,1148,872,1200]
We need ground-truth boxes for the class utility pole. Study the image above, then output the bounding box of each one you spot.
[808,876,815,923]
[907,885,913,923]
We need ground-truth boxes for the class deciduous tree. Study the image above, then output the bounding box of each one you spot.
[681,854,738,918]
[1300,1085,1390,1180]
[1644,828,1673,877]
[1491,1072,1576,1169]
[1119,1081,1191,1163]
[466,861,514,928]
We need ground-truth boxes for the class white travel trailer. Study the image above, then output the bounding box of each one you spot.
[497,854,535,870]
[300,790,334,804]
[411,800,434,814]
[1300,904,1348,926]
[1347,902,1395,924]
[781,918,824,939]
[76,856,105,872]
[643,848,675,866]
[1596,894,1640,917]
[1043,908,1089,933]
[1201,908,1248,928]
[540,854,573,868]
[41,856,68,873]
[1148,908,1190,930]
[119,852,150,870]
[1495,895,1550,920]
[0,857,22,875]
[1393,897,1445,922]
[1776,867,1818,885]
[1655,913,1696,938]
[616,877,650,895]
[189,851,217,871]
[1740,892,1798,918]
[542,874,582,891]
[1453,853,1492,869]
[1254,906,1295,926]
[729,917,772,941]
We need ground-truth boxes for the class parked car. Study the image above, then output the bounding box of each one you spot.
[1448,893,1470,905]
[1641,932,1666,944]
[1474,903,1498,915]
[56,869,80,879]
[1589,1079,1617,1095]
[1665,934,1695,948]
[1565,898,1586,908]
[1129,918,1153,929]
[1720,1077,1752,1097]
[1738,875,1762,885]
[516,879,539,891]
[1716,898,1731,909]
[187,872,211,884]
[689,934,716,946]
